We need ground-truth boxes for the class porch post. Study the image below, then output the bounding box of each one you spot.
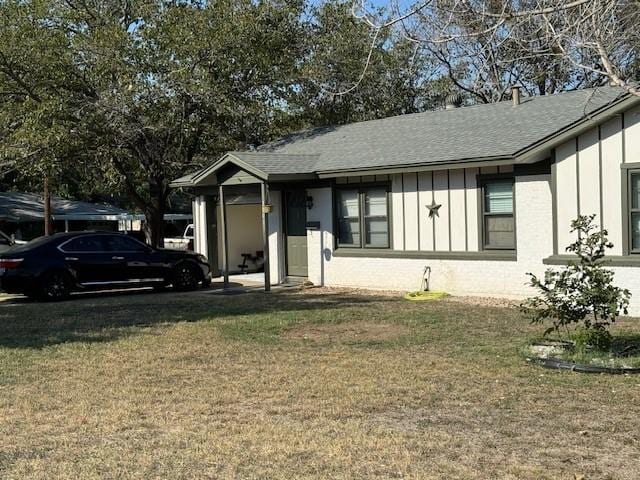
[261,182,271,292]
[219,184,229,289]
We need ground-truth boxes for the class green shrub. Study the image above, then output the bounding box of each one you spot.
[572,327,613,353]
[520,215,630,339]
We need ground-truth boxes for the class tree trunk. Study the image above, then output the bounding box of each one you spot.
[142,187,167,248]
[43,176,52,236]
[143,207,165,248]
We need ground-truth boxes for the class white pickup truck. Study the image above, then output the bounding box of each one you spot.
[163,224,194,251]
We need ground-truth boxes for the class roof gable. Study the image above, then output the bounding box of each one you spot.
[171,152,320,187]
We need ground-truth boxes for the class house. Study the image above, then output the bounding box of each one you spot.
[171,87,640,314]
[0,192,193,243]
[0,192,128,240]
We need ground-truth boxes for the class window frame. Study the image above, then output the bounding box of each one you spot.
[478,174,516,251]
[623,166,640,255]
[334,182,391,250]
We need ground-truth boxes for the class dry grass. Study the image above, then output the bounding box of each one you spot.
[1,287,639,479]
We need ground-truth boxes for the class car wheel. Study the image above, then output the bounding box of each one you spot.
[38,271,72,301]
[172,262,200,291]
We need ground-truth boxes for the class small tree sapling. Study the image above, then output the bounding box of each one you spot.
[521,215,630,347]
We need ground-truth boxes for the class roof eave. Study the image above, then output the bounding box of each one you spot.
[170,152,270,188]
[514,93,639,164]
[169,179,196,188]
[316,156,515,178]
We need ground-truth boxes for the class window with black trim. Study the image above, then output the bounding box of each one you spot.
[628,170,640,252]
[336,186,390,248]
[481,178,515,250]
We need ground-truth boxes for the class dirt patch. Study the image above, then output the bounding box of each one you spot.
[298,286,518,309]
[282,321,412,343]
[444,295,518,309]
[296,286,404,298]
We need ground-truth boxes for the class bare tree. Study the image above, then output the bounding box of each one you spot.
[350,0,639,99]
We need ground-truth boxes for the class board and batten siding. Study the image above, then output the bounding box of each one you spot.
[554,105,640,255]
[389,165,513,252]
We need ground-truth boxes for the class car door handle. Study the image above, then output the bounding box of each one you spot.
[65,257,79,261]
[112,256,125,260]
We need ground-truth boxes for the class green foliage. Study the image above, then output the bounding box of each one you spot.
[295,1,448,126]
[571,326,613,353]
[0,0,446,244]
[0,0,310,244]
[520,215,631,338]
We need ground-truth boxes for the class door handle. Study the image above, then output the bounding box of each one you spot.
[112,256,125,260]
[65,257,79,261]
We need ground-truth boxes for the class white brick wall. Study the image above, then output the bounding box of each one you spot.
[316,175,551,296]
[609,268,640,315]
[313,173,640,314]
[306,187,332,286]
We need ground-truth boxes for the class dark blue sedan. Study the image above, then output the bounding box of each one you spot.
[0,232,211,300]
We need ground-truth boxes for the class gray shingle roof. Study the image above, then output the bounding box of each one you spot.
[0,192,126,221]
[260,87,628,173]
[228,152,319,174]
[173,87,634,185]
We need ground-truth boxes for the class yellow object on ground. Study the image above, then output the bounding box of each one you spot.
[404,290,449,301]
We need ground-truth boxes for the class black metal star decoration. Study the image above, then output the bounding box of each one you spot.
[426,200,442,218]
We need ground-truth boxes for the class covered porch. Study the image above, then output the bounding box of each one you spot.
[170,151,321,291]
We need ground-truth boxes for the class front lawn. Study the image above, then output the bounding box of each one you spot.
[0,288,638,479]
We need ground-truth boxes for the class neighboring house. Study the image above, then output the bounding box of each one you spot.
[172,87,640,314]
[0,192,193,244]
[0,192,127,240]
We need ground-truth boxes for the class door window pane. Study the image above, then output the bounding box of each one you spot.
[632,212,640,251]
[484,181,513,214]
